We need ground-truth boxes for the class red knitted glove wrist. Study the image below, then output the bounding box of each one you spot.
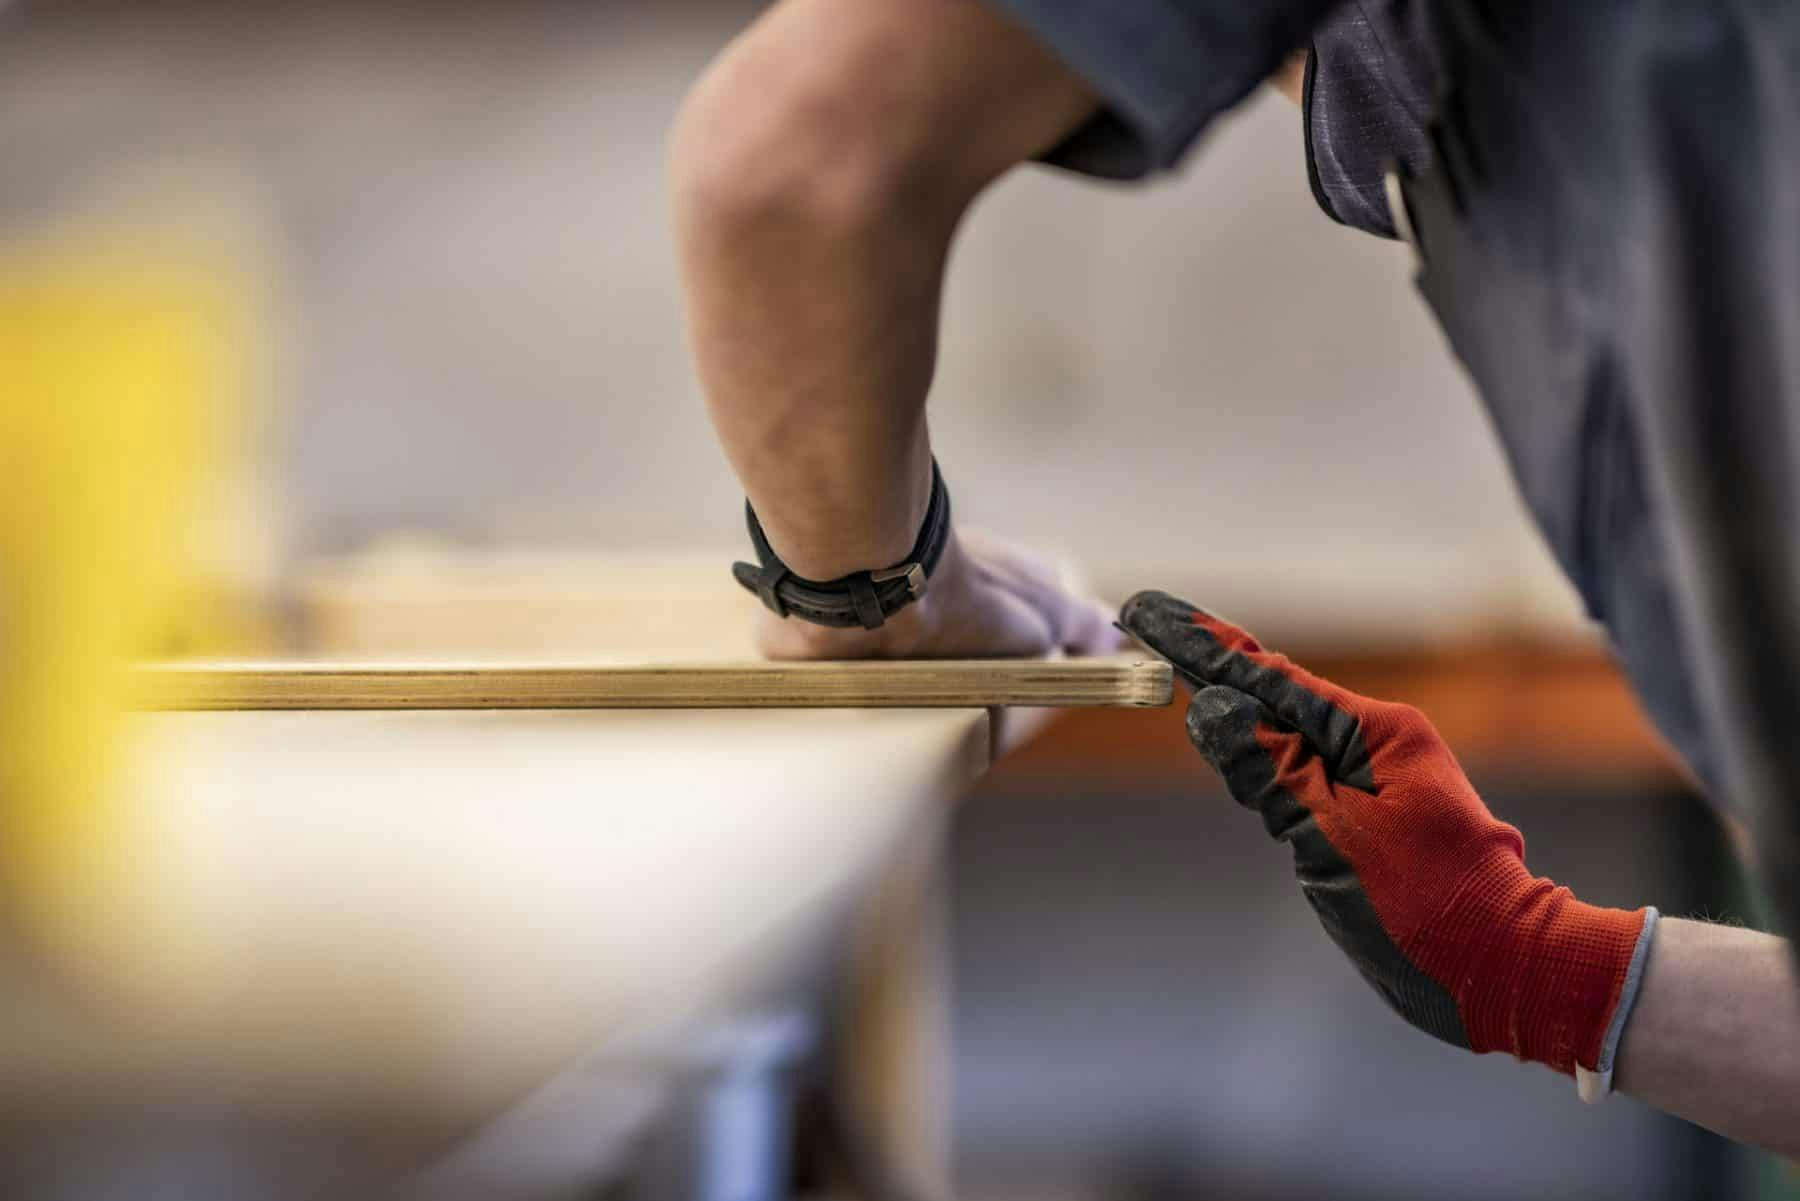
[1121,591,1653,1076]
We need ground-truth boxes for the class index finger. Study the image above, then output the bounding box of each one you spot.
[1118,590,1374,791]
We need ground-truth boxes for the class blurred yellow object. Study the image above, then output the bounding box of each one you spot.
[0,226,251,967]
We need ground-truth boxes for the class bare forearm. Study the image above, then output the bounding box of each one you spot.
[1617,917,1800,1156]
[673,76,949,578]
[671,0,1094,582]
[679,195,941,579]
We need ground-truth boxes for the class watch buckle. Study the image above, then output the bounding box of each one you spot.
[870,562,927,599]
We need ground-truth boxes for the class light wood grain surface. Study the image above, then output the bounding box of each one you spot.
[131,655,1173,711]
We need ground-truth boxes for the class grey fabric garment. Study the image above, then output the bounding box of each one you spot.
[984,0,1745,812]
[983,0,1341,178]
[1303,0,1439,237]
[1386,0,1798,821]
[990,0,1800,930]
[1341,0,1800,930]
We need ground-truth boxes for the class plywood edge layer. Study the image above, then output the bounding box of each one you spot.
[130,657,1175,711]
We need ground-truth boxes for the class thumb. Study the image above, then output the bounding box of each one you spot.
[1185,685,1279,810]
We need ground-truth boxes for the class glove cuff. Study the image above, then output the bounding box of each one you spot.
[1577,906,1659,1100]
[1533,899,1655,1077]
[1434,856,1655,1076]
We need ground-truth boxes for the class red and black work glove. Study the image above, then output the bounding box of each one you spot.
[1119,590,1657,1091]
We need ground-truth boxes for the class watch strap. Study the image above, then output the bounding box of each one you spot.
[732,462,950,630]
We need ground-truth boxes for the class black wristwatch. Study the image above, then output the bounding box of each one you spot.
[731,462,951,630]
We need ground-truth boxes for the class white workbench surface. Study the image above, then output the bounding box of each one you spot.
[3,708,986,1130]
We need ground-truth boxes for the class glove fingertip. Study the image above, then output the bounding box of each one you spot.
[1118,589,1195,640]
[1185,684,1262,773]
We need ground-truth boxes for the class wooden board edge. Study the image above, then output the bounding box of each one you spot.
[130,658,1176,712]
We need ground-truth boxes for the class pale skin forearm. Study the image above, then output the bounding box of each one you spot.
[672,7,945,581]
[677,21,1297,589]
[671,0,1093,586]
[1616,917,1800,1156]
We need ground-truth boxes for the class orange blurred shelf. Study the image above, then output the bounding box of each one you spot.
[994,639,1687,788]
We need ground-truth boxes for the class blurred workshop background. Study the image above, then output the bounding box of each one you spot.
[1,1,1792,1199]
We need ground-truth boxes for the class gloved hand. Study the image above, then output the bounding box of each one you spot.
[1119,590,1656,1084]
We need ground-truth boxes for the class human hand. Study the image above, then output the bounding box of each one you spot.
[1119,590,1655,1081]
[755,530,1120,661]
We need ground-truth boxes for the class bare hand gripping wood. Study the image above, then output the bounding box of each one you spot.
[133,655,1174,711]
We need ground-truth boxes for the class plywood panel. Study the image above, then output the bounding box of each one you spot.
[132,656,1173,711]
